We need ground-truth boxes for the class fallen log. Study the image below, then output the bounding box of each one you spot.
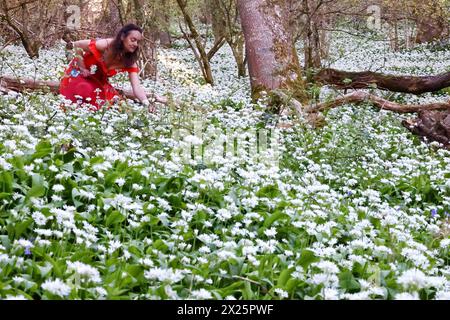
[306,91,450,113]
[274,90,450,116]
[0,76,168,104]
[275,90,450,146]
[314,68,450,95]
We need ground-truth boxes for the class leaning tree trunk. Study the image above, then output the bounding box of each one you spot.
[1,0,42,58]
[237,0,307,102]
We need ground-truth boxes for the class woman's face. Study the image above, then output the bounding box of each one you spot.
[122,30,142,53]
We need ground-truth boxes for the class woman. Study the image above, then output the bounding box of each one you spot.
[60,23,153,111]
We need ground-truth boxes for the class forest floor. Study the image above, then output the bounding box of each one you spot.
[0,31,449,300]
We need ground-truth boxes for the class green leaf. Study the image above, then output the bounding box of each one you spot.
[0,192,11,200]
[157,176,185,195]
[27,174,46,198]
[0,171,13,193]
[152,239,168,252]
[297,250,319,269]
[37,262,53,278]
[127,246,141,257]
[106,210,125,227]
[0,235,11,250]
[256,185,281,199]
[243,281,254,299]
[89,156,104,165]
[71,188,84,208]
[45,255,64,278]
[62,148,76,164]
[339,270,361,292]
[6,224,15,240]
[285,278,299,292]
[15,218,33,238]
[264,211,288,228]
[126,265,143,278]
[277,268,293,287]
[32,140,52,160]
[217,281,243,297]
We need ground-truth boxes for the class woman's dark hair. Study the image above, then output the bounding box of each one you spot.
[109,23,143,67]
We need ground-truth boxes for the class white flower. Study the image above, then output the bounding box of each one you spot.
[395,292,420,300]
[397,269,428,289]
[108,240,122,254]
[15,239,34,249]
[184,135,202,145]
[0,157,12,170]
[66,261,101,283]
[435,291,450,300]
[217,208,232,221]
[312,261,339,274]
[41,278,72,297]
[190,289,212,299]
[144,267,185,283]
[274,288,288,298]
[115,178,126,187]
[52,184,65,192]
[440,239,450,249]
[264,227,277,237]
[165,285,180,299]
[32,211,48,226]
[104,126,114,135]
[51,195,62,202]
[4,295,28,300]
[323,288,339,300]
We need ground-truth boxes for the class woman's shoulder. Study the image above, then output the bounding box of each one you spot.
[94,38,115,52]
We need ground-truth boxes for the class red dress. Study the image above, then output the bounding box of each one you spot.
[60,39,139,110]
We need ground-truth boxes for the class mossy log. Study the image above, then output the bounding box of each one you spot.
[315,69,450,95]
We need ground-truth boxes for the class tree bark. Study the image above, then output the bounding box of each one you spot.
[305,91,450,114]
[315,69,450,95]
[237,0,307,102]
[303,0,322,71]
[210,0,246,77]
[404,110,450,148]
[176,0,221,85]
[1,0,41,58]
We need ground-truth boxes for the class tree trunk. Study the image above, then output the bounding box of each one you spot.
[415,17,446,44]
[230,36,246,77]
[315,69,450,95]
[303,0,322,72]
[140,33,158,80]
[237,0,307,102]
[209,0,246,77]
[1,0,41,58]
[176,0,220,85]
[404,111,450,148]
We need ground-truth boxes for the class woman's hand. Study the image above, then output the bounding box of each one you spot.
[141,99,156,113]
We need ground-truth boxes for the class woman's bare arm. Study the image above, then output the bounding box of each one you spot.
[129,70,148,103]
